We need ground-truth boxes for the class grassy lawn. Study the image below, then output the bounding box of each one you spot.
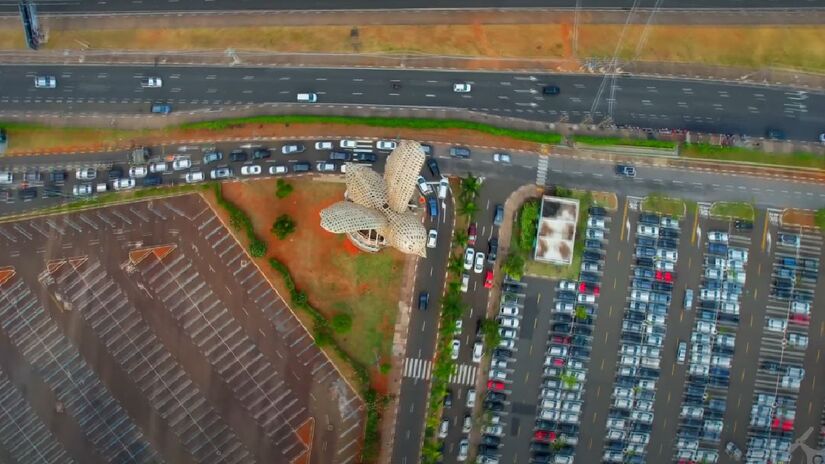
[642,193,686,219]
[0,123,145,153]
[710,201,755,221]
[216,179,403,381]
[525,252,581,281]
[682,144,825,170]
[591,191,619,212]
[4,23,824,72]
[574,135,676,149]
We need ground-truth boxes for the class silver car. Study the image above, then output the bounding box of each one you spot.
[210,167,233,179]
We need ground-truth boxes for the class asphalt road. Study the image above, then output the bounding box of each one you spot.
[2,65,824,143]
[1,0,822,14]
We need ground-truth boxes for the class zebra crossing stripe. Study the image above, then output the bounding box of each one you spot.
[536,156,549,186]
[402,358,477,385]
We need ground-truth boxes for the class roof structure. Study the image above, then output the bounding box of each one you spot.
[319,140,428,257]
[534,195,580,265]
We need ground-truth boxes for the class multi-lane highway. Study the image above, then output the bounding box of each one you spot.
[1,65,824,142]
[0,0,821,14]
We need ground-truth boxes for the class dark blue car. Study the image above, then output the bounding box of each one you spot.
[427,197,438,218]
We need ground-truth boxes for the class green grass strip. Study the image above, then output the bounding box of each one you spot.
[710,201,755,221]
[181,114,564,145]
[642,193,686,219]
[683,143,825,170]
[574,135,677,149]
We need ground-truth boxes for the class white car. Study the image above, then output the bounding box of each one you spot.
[112,178,135,190]
[376,140,397,151]
[472,342,483,363]
[417,176,432,195]
[492,152,511,164]
[557,280,577,292]
[149,161,168,173]
[75,168,97,180]
[34,75,57,88]
[582,261,601,272]
[269,165,288,175]
[586,228,604,240]
[464,248,475,270]
[499,317,519,329]
[184,171,204,183]
[728,248,748,262]
[708,231,729,243]
[339,139,358,149]
[171,157,191,171]
[140,77,162,88]
[460,273,470,293]
[72,184,93,196]
[474,252,485,274]
[498,338,515,349]
[696,321,717,335]
[588,217,606,229]
[129,166,148,178]
[453,82,471,93]
[791,301,810,315]
[210,167,232,179]
[241,165,262,176]
[637,224,659,237]
[451,339,460,360]
[500,306,519,317]
[438,419,449,439]
[315,141,334,150]
[426,229,438,249]
[657,249,678,261]
[499,328,517,339]
[765,317,787,332]
[705,267,724,280]
[457,439,469,462]
[466,389,476,407]
[655,260,675,272]
[577,293,595,304]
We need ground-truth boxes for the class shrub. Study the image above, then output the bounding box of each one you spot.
[331,313,353,334]
[248,238,267,257]
[380,362,392,374]
[271,214,297,239]
[276,179,294,199]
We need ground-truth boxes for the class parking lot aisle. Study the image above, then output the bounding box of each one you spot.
[493,277,554,464]
[577,202,630,461]
[787,233,825,456]
[0,331,102,464]
[720,210,772,455]
[648,211,703,460]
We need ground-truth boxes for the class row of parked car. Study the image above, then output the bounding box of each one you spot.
[603,212,679,463]
[673,228,751,464]
[743,230,820,464]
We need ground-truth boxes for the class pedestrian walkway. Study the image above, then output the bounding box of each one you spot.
[402,358,477,386]
[536,156,548,186]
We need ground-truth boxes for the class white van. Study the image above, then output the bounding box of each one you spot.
[96,183,108,193]
[296,92,318,103]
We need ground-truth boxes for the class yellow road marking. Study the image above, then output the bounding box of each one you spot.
[761,211,770,251]
[691,203,699,245]
[620,198,629,241]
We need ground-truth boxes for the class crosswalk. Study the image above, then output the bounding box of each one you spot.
[536,156,549,185]
[402,358,478,386]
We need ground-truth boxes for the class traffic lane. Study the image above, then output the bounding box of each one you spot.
[647,211,702,462]
[576,197,631,463]
[720,211,774,456]
[2,65,825,142]
[392,380,431,464]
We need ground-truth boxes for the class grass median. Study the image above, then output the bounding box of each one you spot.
[642,193,686,219]
[573,135,676,149]
[682,144,825,170]
[710,201,755,221]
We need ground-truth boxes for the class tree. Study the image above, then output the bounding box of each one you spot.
[447,253,464,276]
[271,214,296,239]
[816,208,825,234]
[460,173,481,201]
[575,305,588,321]
[560,370,577,389]
[458,201,478,220]
[453,230,469,248]
[501,252,525,280]
[481,318,501,354]
[275,179,294,199]
[331,313,352,334]
[248,238,267,257]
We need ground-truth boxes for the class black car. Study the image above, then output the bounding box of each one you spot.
[18,187,37,200]
[585,239,602,250]
[481,435,501,447]
[488,238,498,262]
[625,310,645,322]
[293,161,311,172]
[553,313,573,323]
[449,146,471,158]
[230,150,248,162]
[551,323,571,334]
[486,391,506,402]
[652,281,673,292]
[542,85,560,95]
[589,206,606,217]
[49,170,67,183]
[421,156,439,176]
[636,246,656,258]
[636,257,654,268]
[329,151,351,161]
[660,228,679,238]
[583,250,603,262]
[579,272,600,284]
[493,204,504,226]
[143,174,162,186]
[557,291,576,302]
[639,213,660,225]
[734,219,754,231]
[572,325,592,336]
[632,279,652,291]
[354,152,377,163]
[483,400,505,412]
[252,148,271,160]
[418,291,429,310]
[493,348,513,359]
[530,442,551,453]
[637,236,656,248]
[444,390,453,408]
[766,128,786,140]
[658,238,679,250]
[634,267,654,279]
[43,186,63,198]
[108,166,123,180]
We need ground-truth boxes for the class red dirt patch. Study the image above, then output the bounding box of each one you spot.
[782,209,818,229]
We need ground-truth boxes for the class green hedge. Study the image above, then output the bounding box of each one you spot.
[182,114,563,145]
[213,183,268,257]
[574,135,676,149]
[683,143,825,169]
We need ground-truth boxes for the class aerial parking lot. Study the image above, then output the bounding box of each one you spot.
[465,192,824,464]
[0,194,363,464]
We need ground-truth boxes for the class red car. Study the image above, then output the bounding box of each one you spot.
[551,335,571,345]
[534,430,556,442]
[789,313,810,324]
[468,223,478,246]
[484,269,494,288]
[488,380,505,391]
[550,357,565,366]
[579,282,600,296]
[656,271,674,283]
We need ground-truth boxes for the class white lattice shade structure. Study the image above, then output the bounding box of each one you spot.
[319,140,428,257]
